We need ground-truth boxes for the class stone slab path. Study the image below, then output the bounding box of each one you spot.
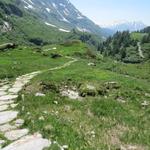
[0,57,77,150]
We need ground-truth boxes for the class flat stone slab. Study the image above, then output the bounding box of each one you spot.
[0,105,9,112]
[0,95,18,101]
[4,129,29,141]
[2,133,51,150]
[0,101,14,106]
[0,111,18,125]
[0,85,11,91]
[0,91,7,96]
[8,88,22,94]
[0,123,17,132]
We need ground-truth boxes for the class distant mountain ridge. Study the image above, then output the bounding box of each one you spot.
[102,21,147,32]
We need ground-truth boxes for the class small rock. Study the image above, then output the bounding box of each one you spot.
[43,111,48,114]
[145,93,150,97]
[14,119,24,127]
[53,141,57,144]
[141,101,149,107]
[22,106,25,111]
[39,116,45,121]
[55,111,59,115]
[91,131,96,138]
[104,96,108,99]
[53,101,58,105]
[44,125,53,133]
[62,145,69,149]
[117,98,126,103]
[22,94,25,101]
[61,89,80,100]
[35,93,45,97]
[27,112,31,115]
[88,63,96,66]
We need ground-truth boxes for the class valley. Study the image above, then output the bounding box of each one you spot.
[0,42,149,149]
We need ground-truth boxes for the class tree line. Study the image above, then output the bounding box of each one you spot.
[97,31,137,60]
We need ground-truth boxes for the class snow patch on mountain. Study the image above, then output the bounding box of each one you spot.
[52,3,57,9]
[101,20,146,32]
[59,3,66,7]
[22,0,34,9]
[76,27,90,33]
[45,22,57,28]
[45,22,70,33]
[59,28,70,32]
[46,8,51,13]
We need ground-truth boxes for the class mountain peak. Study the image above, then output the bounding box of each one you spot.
[101,20,146,32]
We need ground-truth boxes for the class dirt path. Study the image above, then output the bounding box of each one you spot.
[137,42,145,58]
[0,57,77,150]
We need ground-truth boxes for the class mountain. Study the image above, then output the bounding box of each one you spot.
[0,0,110,45]
[19,0,104,35]
[103,21,146,32]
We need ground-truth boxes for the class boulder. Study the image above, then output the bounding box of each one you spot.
[79,84,97,97]
[104,82,120,90]
[88,63,96,66]
[0,43,16,51]
[51,53,62,59]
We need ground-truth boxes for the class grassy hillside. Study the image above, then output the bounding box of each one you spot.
[0,1,149,149]
[131,32,147,41]
[0,42,149,149]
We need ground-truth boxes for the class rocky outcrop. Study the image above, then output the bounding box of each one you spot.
[0,43,16,51]
[0,21,12,33]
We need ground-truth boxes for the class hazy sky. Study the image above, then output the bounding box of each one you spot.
[69,0,150,26]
